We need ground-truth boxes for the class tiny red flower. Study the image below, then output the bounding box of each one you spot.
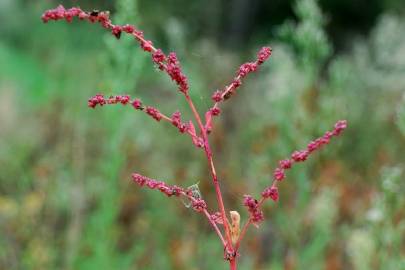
[152,49,166,70]
[211,91,223,102]
[291,150,309,162]
[262,186,279,201]
[131,99,142,110]
[279,159,292,169]
[243,195,264,224]
[257,47,272,64]
[141,40,153,52]
[273,168,285,181]
[112,25,122,39]
[122,24,134,33]
[192,198,207,212]
[145,106,162,121]
[210,107,221,116]
[333,120,347,136]
[238,62,258,77]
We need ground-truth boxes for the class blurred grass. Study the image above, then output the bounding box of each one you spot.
[0,0,404,269]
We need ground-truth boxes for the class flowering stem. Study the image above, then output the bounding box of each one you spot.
[204,144,233,245]
[212,72,243,109]
[184,94,205,135]
[185,93,233,247]
[229,258,237,270]
[42,6,347,269]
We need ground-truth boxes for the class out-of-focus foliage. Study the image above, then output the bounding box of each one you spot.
[0,0,404,269]
[278,0,332,71]
[398,94,405,136]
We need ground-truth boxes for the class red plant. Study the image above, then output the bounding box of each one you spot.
[42,5,347,269]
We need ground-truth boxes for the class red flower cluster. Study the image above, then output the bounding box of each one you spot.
[166,53,189,94]
[132,173,184,197]
[171,111,188,133]
[42,5,191,97]
[210,46,272,105]
[211,212,224,224]
[145,106,162,121]
[238,63,258,78]
[259,120,348,203]
[242,120,348,223]
[152,49,166,70]
[261,186,279,201]
[273,168,285,181]
[243,195,264,224]
[279,159,292,169]
[211,90,223,102]
[87,93,205,147]
[257,47,272,64]
[42,5,82,23]
[150,51,189,94]
[88,94,131,108]
[88,94,166,122]
[41,5,151,50]
[87,94,107,108]
[192,199,208,212]
[132,173,208,213]
[132,99,143,110]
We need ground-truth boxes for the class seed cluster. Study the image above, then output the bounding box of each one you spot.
[243,120,348,225]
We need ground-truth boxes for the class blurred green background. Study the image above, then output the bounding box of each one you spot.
[0,0,404,269]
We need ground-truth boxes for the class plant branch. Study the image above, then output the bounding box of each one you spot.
[185,93,233,248]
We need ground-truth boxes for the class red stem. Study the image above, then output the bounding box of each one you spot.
[180,190,226,247]
[184,93,233,247]
[212,72,243,110]
[229,258,237,270]
[202,209,227,247]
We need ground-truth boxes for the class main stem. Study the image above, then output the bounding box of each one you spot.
[109,20,234,247]
[185,94,233,247]
[230,258,237,270]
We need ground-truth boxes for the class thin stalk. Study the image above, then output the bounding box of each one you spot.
[179,192,226,247]
[234,197,265,251]
[212,72,243,109]
[185,93,233,247]
[234,218,251,251]
[203,209,227,247]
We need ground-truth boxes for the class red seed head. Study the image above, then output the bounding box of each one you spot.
[131,99,143,110]
[122,24,134,33]
[279,159,292,169]
[257,46,272,64]
[262,186,279,201]
[333,120,347,136]
[211,91,223,102]
[145,106,162,121]
[238,62,258,77]
[112,25,122,39]
[273,168,285,181]
[192,199,207,212]
[141,40,153,52]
